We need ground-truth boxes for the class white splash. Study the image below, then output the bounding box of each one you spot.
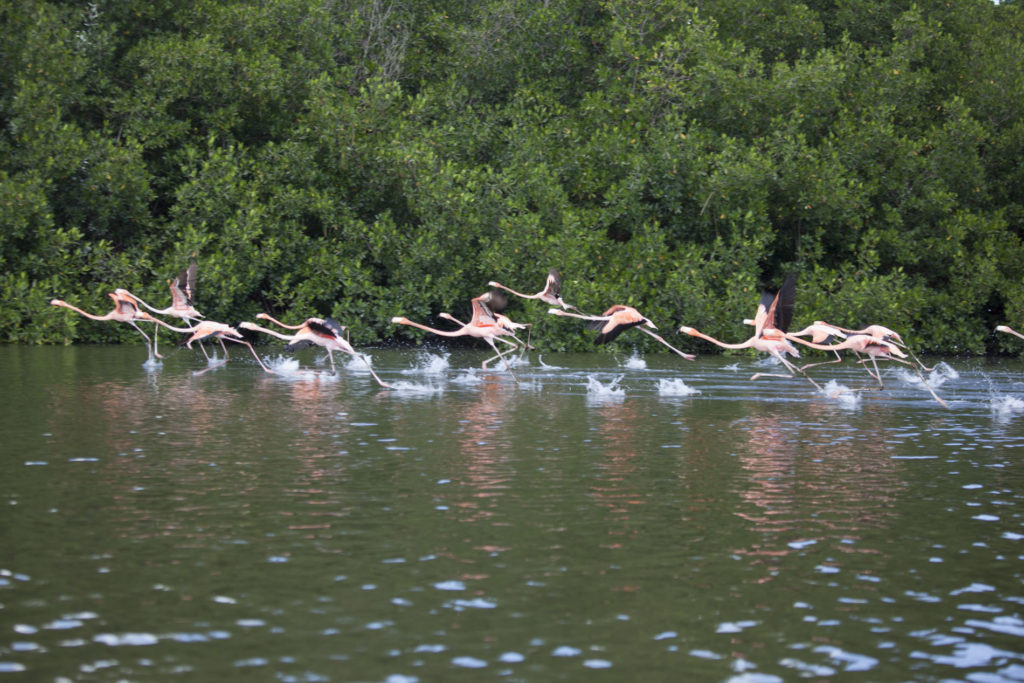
[342,353,378,375]
[991,395,1024,421]
[451,371,484,385]
[723,363,741,372]
[401,352,450,375]
[622,352,647,370]
[389,380,444,396]
[822,380,861,409]
[586,375,626,401]
[898,361,959,390]
[658,378,700,396]
[268,355,303,375]
[141,358,163,371]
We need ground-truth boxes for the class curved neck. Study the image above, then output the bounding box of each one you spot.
[688,330,755,350]
[259,314,305,330]
[398,319,468,337]
[53,302,112,321]
[245,323,296,341]
[491,282,535,300]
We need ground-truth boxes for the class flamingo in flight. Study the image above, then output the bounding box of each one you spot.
[438,309,533,368]
[679,274,820,388]
[488,268,581,311]
[549,305,696,360]
[116,258,206,359]
[792,333,947,406]
[816,320,935,371]
[392,291,521,378]
[436,290,533,367]
[51,292,176,364]
[157,320,276,375]
[786,322,847,371]
[241,314,392,388]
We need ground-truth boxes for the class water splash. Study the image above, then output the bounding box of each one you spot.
[822,380,861,409]
[898,361,959,390]
[452,371,484,385]
[657,378,700,396]
[141,358,162,371]
[401,352,450,376]
[991,395,1024,421]
[586,375,625,402]
[268,356,304,375]
[344,353,374,374]
[621,352,647,370]
[389,380,444,396]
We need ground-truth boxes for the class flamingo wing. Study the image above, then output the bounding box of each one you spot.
[545,268,563,298]
[308,318,344,339]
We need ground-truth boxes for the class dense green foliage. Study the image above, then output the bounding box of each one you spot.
[3,0,1022,354]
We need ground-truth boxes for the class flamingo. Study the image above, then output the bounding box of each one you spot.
[116,258,205,359]
[679,274,820,388]
[438,311,532,368]
[786,322,847,371]
[488,268,582,311]
[742,319,848,370]
[391,291,520,378]
[548,305,696,360]
[240,316,392,388]
[158,320,276,375]
[791,333,947,406]
[816,320,937,371]
[51,292,175,364]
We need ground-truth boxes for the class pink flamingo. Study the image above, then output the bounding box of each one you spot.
[158,320,276,375]
[392,292,520,378]
[51,292,176,364]
[438,310,532,368]
[549,305,696,360]
[679,274,819,388]
[488,268,581,311]
[116,258,205,359]
[240,316,391,388]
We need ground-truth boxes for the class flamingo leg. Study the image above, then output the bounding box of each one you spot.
[353,352,392,389]
[128,321,159,363]
[483,337,517,380]
[798,351,843,372]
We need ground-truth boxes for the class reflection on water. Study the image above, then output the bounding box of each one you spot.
[1,347,1024,680]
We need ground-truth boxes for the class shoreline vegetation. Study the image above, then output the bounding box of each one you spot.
[3,0,1023,355]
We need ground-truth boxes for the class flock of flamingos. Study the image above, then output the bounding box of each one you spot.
[50,260,1024,406]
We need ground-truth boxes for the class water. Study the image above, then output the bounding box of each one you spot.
[2,345,1024,681]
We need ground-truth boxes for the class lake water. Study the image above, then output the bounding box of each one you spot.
[2,344,1024,681]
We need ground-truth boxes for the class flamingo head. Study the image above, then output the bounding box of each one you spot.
[487,281,500,288]
[996,325,1012,334]
[50,299,64,306]
[256,313,270,320]
[391,316,408,324]
[678,326,697,336]
[238,322,258,331]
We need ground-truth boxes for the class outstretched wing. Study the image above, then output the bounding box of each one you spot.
[771,273,796,333]
[545,268,563,298]
[171,259,198,307]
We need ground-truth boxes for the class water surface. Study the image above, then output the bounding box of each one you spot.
[2,345,1023,681]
